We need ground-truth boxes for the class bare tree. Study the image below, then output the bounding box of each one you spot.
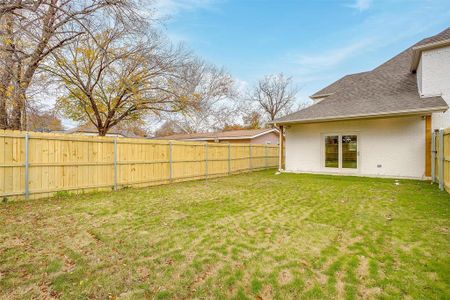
[44,28,197,136]
[248,73,298,122]
[153,120,184,137]
[27,109,63,132]
[0,0,143,129]
[159,58,237,133]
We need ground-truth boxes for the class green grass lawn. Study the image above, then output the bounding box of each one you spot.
[1,170,449,299]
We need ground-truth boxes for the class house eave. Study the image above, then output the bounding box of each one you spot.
[309,93,334,100]
[271,106,448,126]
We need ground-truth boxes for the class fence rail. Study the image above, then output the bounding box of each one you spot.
[432,128,450,193]
[0,130,279,200]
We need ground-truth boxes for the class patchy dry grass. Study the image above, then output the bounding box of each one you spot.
[1,170,449,299]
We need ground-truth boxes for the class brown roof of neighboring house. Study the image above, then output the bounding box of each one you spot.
[273,28,449,124]
[155,128,279,141]
[62,124,138,137]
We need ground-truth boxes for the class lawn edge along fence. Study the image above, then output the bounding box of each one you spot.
[0,130,279,200]
[432,127,450,193]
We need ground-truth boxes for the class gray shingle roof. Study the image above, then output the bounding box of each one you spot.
[273,28,449,124]
[413,27,450,48]
[310,72,369,99]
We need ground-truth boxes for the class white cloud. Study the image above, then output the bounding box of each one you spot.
[295,38,375,69]
[152,0,219,18]
[348,0,373,11]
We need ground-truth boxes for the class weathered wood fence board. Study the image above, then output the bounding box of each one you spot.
[432,128,450,193]
[0,130,279,200]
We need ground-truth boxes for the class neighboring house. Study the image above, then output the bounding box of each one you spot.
[156,128,280,144]
[54,124,136,138]
[272,27,450,179]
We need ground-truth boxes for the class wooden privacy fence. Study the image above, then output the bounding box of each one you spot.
[431,128,450,193]
[0,130,279,200]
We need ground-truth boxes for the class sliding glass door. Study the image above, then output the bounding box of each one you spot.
[325,135,339,168]
[324,134,358,171]
[342,135,358,169]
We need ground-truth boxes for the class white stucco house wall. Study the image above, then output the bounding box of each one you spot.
[413,40,450,130]
[272,28,450,179]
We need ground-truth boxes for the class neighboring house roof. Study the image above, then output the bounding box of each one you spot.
[273,28,449,125]
[155,128,279,141]
[59,124,138,138]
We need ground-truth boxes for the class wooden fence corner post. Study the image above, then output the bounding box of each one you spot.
[24,132,29,199]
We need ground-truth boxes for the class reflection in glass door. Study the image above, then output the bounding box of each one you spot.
[324,134,358,170]
[325,135,339,168]
[342,135,358,169]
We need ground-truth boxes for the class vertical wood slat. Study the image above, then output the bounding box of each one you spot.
[169,141,173,182]
[114,138,118,191]
[443,128,450,192]
[205,143,208,179]
[24,133,29,199]
[439,129,444,191]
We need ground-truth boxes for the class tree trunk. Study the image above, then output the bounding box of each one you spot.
[0,12,14,129]
[98,126,108,136]
[0,93,8,129]
[10,91,24,130]
[10,61,25,130]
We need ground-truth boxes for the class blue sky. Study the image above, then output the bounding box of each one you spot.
[156,0,450,105]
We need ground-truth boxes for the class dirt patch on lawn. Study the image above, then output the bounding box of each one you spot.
[357,255,369,280]
[336,271,345,300]
[189,263,223,292]
[359,287,382,299]
[278,269,294,285]
[258,285,273,300]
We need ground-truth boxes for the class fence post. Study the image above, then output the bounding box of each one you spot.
[431,131,436,183]
[249,144,252,171]
[228,143,231,175]
[439,129,444,191]
[205,143,208,179]
[113,138,118,191]
[169,141,173,182]
[24,133,29,199]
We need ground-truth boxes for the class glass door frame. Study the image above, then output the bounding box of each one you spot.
[322,133,360,173]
